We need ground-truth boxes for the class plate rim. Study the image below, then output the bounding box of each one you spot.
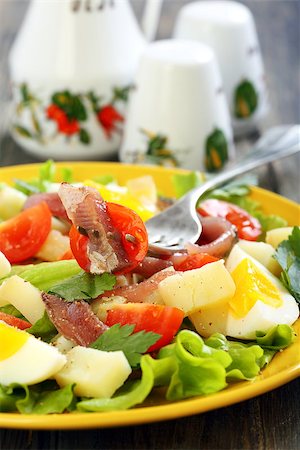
[0,161,299,429]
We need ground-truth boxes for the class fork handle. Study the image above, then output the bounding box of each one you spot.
[184,124,300,205]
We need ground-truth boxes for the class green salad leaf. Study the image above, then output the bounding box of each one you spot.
[255,324,295,349]
[92,174,116,185]
[14,159,74,194]
[207,187,287,233]
[274,227,300,302]
[81,325,295,412]
[160,330,230,400]
[0,304,26,319]
[0,264,35,286]
[205,333,264,380]
[90,324,160,368]
[27,311,57,342]
[20,260,82,291]
[0,382,76,414]
[172,172,204,198]
[171,172,287,233]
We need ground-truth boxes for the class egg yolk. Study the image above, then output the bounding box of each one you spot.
[229,258,282,318]
[83,180,155,222]
[0,322,29,361]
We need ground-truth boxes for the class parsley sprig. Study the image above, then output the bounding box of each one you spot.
[90,324,161,367]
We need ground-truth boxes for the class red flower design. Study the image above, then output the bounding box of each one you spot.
[97,105,124,138]
[46,104,79,136]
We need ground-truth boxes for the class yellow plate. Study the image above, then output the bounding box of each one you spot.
[0,162,299,430]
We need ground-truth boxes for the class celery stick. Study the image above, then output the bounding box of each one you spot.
[20,260,82,291]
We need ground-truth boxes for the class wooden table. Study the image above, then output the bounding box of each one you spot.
[1,1,299,449]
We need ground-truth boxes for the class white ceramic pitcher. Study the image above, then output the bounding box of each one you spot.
[9,0,163,160]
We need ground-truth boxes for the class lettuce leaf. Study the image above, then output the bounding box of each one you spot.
[14,159,73,194]
[0,304,26,319]
[172,172,204,198]
[204,334,264,380]
[0,382,76,414]
[91,174,116,185]
[0,264,35,286]
[27,311,57,342]
[162,330,231,400]
[255,324,295,349]
[1,326,294,414]
[20,260,82,291]
[171,172,287,233]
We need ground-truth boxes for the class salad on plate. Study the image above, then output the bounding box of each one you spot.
[0,161,299,415]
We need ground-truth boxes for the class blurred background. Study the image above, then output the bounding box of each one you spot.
[0,0,299,200]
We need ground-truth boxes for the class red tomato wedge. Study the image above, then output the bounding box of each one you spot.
[69,202,148,275]
[198,199,262,241]
[173,253,219,271]
[106,202,148,273]
[105,303,184,352]
[0,202,52,263]
[0,312,31,330]
[69,225,89,269]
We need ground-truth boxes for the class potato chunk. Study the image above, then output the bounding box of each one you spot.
[55,346,132,398]
[0,275,44,323]
[158,260,235,316]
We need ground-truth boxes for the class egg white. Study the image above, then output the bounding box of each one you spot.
[190,244,299,339]
[0,322,66,385]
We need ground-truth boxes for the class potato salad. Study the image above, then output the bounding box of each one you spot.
[0,161,299,415]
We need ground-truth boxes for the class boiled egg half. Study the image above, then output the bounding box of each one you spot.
[190,244,299,339]
[0,321,66,385]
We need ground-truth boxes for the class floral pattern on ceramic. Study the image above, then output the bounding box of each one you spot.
[234,79,258,119]
[125,128,229,172]
[12,83,132,147]
[71,0,115,12]
[126,130,180,167]
[205,128,229,172]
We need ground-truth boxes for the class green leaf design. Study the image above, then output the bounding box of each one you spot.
[20,83,31,104]
[86,91,102,113]
[31,111,42,135]
[141,129,179,167]
[79,128,91,144]
[13,125,33,138]
[205,128,229,172]
[112,85,134,103]
[52,91,87,121]
[234,79,258,118]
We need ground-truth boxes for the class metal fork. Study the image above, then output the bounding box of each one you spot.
[146,124,300,255]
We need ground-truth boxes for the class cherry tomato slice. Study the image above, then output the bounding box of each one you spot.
[0,312,31,330]
[173,253,219,271]
[69,225,90,271]
[0,202,52,263]
[105,303,184,352]
[198,199,262,241]
[69,202,148,275]
[106,202,148,272]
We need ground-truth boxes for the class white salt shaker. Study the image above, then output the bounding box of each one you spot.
[174,1,269,137]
